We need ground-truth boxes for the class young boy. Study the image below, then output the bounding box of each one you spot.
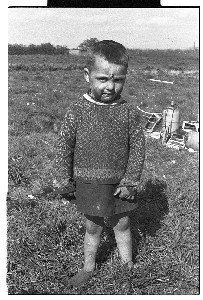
[53,40,145,288]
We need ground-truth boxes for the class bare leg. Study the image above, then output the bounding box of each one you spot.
[109,214,134,293]
[84,216,104,271]
[66,215,103,288]
[110,213,133,266]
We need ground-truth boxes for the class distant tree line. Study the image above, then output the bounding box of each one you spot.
[78,38,99,50]
[8,43,69,55]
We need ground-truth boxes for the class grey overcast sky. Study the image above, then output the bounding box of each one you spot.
[8,7,199,49]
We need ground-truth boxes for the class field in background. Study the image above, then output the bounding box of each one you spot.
[7,50,199,295]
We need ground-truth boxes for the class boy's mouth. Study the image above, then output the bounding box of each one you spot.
[103,93,114,96]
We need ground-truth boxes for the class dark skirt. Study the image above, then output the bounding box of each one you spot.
[74,181,138,217]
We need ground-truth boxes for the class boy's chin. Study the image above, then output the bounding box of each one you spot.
[89,90,120,103]
[98,94,118,103]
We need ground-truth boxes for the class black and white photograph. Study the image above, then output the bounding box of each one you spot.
[7,5,199,295]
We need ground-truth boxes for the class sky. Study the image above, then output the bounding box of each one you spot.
[8,7,199,50]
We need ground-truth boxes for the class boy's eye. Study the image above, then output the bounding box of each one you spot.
[99,78,108,82]
[98,78,124,83]
[114,78,124,82]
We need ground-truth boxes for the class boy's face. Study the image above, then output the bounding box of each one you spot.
[84,55,127,103]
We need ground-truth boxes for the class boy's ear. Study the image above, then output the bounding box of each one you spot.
[84,68,90,83]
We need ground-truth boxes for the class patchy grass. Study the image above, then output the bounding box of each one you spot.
[7,50,199,294]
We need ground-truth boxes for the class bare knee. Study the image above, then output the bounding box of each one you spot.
[113,216,130,232]
[85,218,103,235]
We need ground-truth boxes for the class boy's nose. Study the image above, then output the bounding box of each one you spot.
[106,79,115,91]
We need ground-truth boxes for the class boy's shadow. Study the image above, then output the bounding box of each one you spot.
[96,178,169,268]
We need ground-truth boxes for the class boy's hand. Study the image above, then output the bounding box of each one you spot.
[114,186,135,200]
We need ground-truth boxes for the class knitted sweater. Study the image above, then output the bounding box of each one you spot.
[54,93,145,188]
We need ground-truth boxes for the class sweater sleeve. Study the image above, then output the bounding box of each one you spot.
[119,107,145,188]
[53,105,77,188]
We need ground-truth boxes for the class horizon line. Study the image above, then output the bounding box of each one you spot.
[8,43,199,51]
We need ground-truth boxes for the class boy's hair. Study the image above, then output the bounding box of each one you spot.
[85,40,129,70]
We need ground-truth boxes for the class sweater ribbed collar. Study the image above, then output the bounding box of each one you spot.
[83,93,122,106]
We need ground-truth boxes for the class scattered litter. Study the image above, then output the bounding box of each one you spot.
[166,143,182,150]
[165,133,185,150]
[138,101,199,152]
[162,101,180,135]
[187,148,198,153]
[145,113,163,133]
[149,79,174,84]
[137,105,161,116]
[27,102,36,106]
[150,132,161,139]
[28,194,36,199]
[182,121,199,133]
[156,278,169,283]
[184,131,199,151]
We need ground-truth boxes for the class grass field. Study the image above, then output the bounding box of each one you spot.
[7,50,199,294]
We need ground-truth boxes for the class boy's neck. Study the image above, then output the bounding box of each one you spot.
[84,92,121,106]
[87,89,121,104]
